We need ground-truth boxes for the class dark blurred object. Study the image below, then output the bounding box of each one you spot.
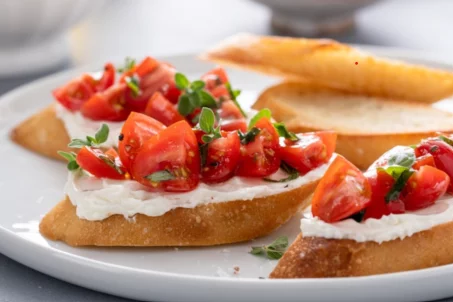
[254,0,379,36]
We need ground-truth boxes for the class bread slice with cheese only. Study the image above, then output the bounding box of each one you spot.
[201,33,453,103]
[40,180,319,247]
[10,104,71,160]
[252,81,453,170]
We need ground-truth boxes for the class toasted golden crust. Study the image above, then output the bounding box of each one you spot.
[201,33,453,103]
[270,222,453,278]
[10,104,70,160]
[253,81,453,170]
[39,180,319,246]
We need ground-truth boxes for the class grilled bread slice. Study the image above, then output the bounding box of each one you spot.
[253,81,453,170]
[201,33,453,103]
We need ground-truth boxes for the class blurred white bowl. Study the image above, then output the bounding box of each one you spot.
[254,0,380,36]
[0,0,106,77]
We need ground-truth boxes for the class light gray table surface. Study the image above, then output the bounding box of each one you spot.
[2,0,453,301]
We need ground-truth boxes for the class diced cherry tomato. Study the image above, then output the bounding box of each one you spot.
[311,155,371,222]
[120,56,159,82]
[118,112,166,170]
[201,67,229,89]
[236,117,280,177]
[220,119,247,132]
[162,82,181,104]
[219,100,243,119]
[76,147,126,180]
[363,169,405,220]
[52,75,95,111]
[367,146,415,170]
[210,85,230,100]
[131,121,200,192]
[415,139,453,192]
[402,165,449,210]
[93,63,115,92]
[412,153,435,170]
[201,131,241,183]
[279,131,337,175]
[144,92,184,126]
[80,83,130,121]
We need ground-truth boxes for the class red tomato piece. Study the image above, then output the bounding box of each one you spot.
[118,112,166,170]
[120,56,159,82]
[52,74,95,111]
[402,165,449,211]
[415,139,453,192]
[201,131,241,183]
[219,100,243,119]
[236,117,280,177]
[367,146,415,170]
[80,83,130,121]
[279,131,337,175]
[220,119,247,132]
[311,155,372,222]
[76,147,126,180]
[93,63,115,92]
[210,85,230,100]
[363,169,405,220]
[161,82,181,104]
[412,153,435,170]
[201,67,229,89]
[144,92,185,126]
[131,121,200,192]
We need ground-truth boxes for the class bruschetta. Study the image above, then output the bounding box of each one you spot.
[271,136,453,278]
[39,108,337,246]
[11,57,244,161]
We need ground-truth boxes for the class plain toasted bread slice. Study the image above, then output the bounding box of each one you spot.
[10,104,71,160]
[253,81,453,170]
[40,180,318,247]
[270,222,453,278]
[201,33,453,103]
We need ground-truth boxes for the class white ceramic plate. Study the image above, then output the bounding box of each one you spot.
[2,49,453,302]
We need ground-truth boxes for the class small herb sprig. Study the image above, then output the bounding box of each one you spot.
[175,73,217,116]
[273,123,299,142]
[58,151,79,171]
[125,75,141,97]
[250,236,289,260]
[248,108,271,129]
[225,82,247,118]
[198,107,222,144]
[264,162,299,183]
[145,169,175,182]
[117,57,136,73]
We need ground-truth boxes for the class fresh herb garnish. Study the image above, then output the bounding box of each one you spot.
[264,162,299,183]
[439,135,453,146]
[198,107,222,144]
[67,124,110,148]
[273,123,299,142]
[58,151,80,171]
[117,57,136,73]
[239,127,260,145]
[175,73,218,116]
[349,210,366,222]
[386,147,416,167]
[98,154,124,175]
[125,75,141,97]
[225,82,246,118]
[145,170,175,182]
[385,169,413,203]
[250,236,289,260]
[248,108,271,129]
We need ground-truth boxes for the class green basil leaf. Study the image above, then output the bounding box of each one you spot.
[225,82,247,118]
[268,236,288,250]
[273,123,299,141]
[125,76,141,97]
[379,165,408,180]
[386,146,415,168]
[248,108,271,129]
[201,135,214,144]
[199,90,217,108]
[250,247,264,255]
[117,57,136,73]
[67,160,80,171]
[68,139,90,148]
[264,162,299,183]
[249,236,288,260]
[199,107,216,133]
[145,170,175,182]
[177,94,195,116]
[95,124,110,145]
[175,73,190,90]
[239,128,260,145]
[266,250,284,260]
[189,92,202,108]
[385,169,414,203]
[190,80,205,91]
[58,151,77,162]
[439,135,453,146]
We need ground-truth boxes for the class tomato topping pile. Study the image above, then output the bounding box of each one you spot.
[59,107,337,193]
[312,136,452,223]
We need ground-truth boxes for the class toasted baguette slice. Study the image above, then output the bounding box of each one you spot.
[253,81,453,170]
[201,33,453,103]
[10,104,71,160]
[39,180,318,247]
[270,221,453,278]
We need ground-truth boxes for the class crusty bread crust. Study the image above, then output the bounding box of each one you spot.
[10,104,71,160]
[39,180,319,246]
[270,221,453,278]
[253,81,453,170]
[201,33,453,103]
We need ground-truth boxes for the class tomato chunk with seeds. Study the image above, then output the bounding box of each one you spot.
[53,75,95,111]
[131,121,200,192]
[76,147,126,180]
[144,92,184,126]
[279,131,336,175]
[311,155,371,222]
[93,63,115,92]
[412,153,435,170]
[201,67,229,89]
[220,119,247,132]
[402,165,449,210]
[118,112,166,171]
